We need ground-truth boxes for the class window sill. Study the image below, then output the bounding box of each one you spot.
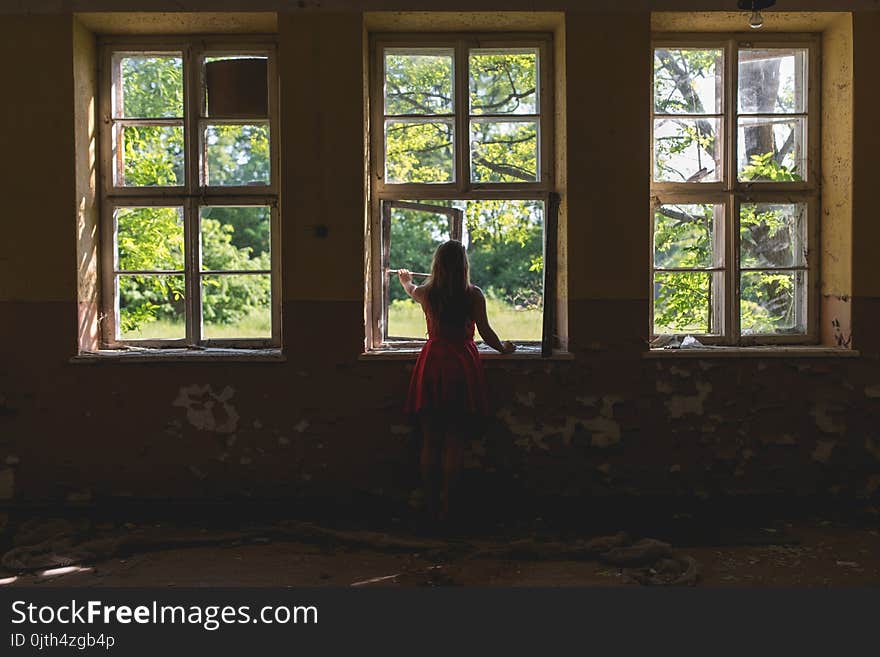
[643,346,859,359]
[360,345,574,362]
[71,348,286,364]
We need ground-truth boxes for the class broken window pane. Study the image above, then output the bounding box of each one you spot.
[738,48,807,114]
[384,120,454,183]
[737,117,806,181]
[653,271,712,334]
[740,203,806,269]
[115,54,183,118]
[654,48,723,115]
[653,117,722,183]
[201,274,271,339]
[119,125,185,187]
[384,49,454,115]
[464,200,544,342]
[116,207,184,271]
[204,56,268,118]
[200,206,271,271]
[118,274,185,340]
[469,49,538,115]
[470,120,538,183]
[654,204,721,270]
[204,124,270,186]
[741,270,805,335]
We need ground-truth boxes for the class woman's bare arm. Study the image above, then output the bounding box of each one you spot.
[471,286,515,354]
[397,269,426,303]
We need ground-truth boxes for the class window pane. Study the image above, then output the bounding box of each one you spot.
[740,203,806,269]
[654,204,721,269]
[470,120,538,183]
[116,207,184,271]
[464,200,544,342]
[384,49,454,115]
[118,274,185,340]
[119,125,184,187]
[201,274,271,339]
[387,202,454,339]
[653,118,722,183]
[384,120,454,184]
[115,54,183,118]
[200,206,271,271]
[204,56,268,118]
[654,48,723,115]
[737,117,806,181]
[654,271,712,334]
[470,49,538,115]
[738,48,807,114]
[741,270,806,335]
[204,124,270,186]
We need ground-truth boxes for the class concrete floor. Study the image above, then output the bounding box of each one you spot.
[3,519,879,588]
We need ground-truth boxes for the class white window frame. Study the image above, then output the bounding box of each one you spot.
[367,32,558,354]
[650,33,821,346]
[98,35,281,349]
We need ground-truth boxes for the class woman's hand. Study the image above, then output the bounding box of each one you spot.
[397,269,413,287]
[501,340,516,355]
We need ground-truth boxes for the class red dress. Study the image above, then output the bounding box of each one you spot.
[404,305,490,417]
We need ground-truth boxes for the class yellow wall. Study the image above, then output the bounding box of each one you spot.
[0,15,75,302]
[852,12,880,298]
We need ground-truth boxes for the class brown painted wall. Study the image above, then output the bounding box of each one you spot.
[1,9,879,510]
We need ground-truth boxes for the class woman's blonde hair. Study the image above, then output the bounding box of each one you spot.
[423,240,471,326]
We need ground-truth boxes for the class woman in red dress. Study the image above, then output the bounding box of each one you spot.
[397,240,516,522]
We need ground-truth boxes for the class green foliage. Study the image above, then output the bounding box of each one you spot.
[116,56,272,338]
[739,151,802,182]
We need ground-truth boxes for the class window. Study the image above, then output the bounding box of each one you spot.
[651,36,819,345]
[98,38,280,349]
[368,34,557,354]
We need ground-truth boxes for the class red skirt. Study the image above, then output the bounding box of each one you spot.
[405,337,490,417]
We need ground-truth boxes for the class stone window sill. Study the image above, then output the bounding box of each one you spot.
[643,346,859,359]
[359,345,574,362]
[71,348,285,364]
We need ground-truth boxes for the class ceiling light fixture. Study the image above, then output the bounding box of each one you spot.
[737,0,777,30]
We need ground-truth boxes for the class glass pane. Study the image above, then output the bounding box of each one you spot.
[653,48,723,114]
[741,270,805,335]
[115,54,183,118]
[653,271,712,334]
[118,274,185,340]
[653,118,722,183]
[205,124,271,186]
[201,274,271,339]
[119,125,184,187]
[116,207,184,271]
[470,49,538,115]
[200,206,271,271]
[387,202,454,339]
[204,56,268,118]
[654,204,721,269]
[470,120,538,182]
[737,117,806,181]
[384,49,454,115]
[740,203,806,269]
[384,120,454,184]
[464,200,544,342]
[738,48,808,114]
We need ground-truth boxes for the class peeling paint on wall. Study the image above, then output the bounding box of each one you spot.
[866,384,880,399]
[173,385,239,434]
[665,381,712,419]
[811,402,846,434]
[812,440,837,463]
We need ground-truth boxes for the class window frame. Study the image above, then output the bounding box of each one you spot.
[367,31,557,354]
[98,35,281,350]
[650,32,821,346]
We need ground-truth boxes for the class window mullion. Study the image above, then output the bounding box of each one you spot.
[726,38,739,345]
[184,43,202,346]
[455,39,469,193]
